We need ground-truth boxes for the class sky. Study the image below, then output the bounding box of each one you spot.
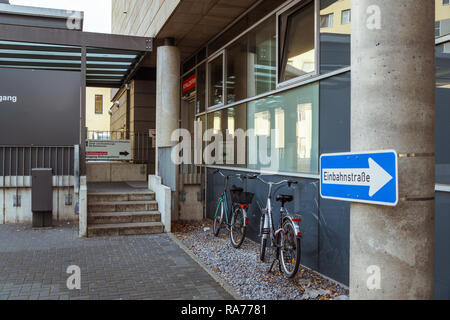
[9,0,112,33]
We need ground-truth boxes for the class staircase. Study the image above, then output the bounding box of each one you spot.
[87,191,164,237]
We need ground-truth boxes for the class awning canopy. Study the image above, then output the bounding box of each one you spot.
[0,24,152,87]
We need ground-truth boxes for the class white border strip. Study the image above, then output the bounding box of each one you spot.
[206,165,320,180]
[207,66,351,113]
[436,34,450,45]
[436,184,450,193]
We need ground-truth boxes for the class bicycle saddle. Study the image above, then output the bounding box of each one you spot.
[230,185,244,193]
[276,194,293,203]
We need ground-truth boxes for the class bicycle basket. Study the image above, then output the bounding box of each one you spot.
[230,189,254,205]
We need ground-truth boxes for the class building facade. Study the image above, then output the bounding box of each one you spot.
[112,0,450,299]
[86,87,112,138]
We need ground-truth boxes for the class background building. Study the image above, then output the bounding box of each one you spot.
[86,87,112,139]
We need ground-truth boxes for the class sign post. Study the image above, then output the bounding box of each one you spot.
[320,150,398,206]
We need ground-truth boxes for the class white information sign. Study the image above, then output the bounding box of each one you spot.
[86,140,131,161]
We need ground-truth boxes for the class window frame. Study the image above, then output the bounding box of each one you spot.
[95,94,103,115]
[206,50,226,110]
[341,9,351,25]
[276,0,320,89]
[320,13,334,28]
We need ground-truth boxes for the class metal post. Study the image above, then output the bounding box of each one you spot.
[80,46,87,176]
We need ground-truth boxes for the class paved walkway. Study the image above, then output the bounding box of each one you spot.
[0,223,234,300]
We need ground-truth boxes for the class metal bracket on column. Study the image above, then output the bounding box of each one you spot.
[398,153,435,158]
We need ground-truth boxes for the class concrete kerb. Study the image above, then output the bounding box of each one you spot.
[167,233,242,300]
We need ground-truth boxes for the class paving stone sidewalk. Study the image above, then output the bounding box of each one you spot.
[0,223,234,300]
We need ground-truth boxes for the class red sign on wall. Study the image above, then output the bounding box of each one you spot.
[182,74,196,93]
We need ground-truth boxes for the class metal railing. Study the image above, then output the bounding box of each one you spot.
[0,145,75,177]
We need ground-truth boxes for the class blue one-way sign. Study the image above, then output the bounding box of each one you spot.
[320,150,398,206]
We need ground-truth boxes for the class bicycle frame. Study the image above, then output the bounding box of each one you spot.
[259,179,302,245]
[215,174,231,225]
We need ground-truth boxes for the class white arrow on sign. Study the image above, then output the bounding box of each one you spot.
[322,158,393,197]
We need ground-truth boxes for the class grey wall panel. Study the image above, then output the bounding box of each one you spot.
[318,72,351,285]
[0,68,80,146]
[158,147,176,190]
[318,199,350,285]
[320,33,350,74]
[319,72,350,154]
[206,168,319,271]
[436,43,450,184]
[435,192,450,300]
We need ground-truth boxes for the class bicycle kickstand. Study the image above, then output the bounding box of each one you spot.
[268,257,282,274]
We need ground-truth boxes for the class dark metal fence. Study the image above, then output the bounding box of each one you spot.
[0,145,75,176]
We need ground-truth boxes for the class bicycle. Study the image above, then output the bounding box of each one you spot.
[253,175,302,278]
[212,170,255,248]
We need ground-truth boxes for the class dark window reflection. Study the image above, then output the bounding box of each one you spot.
[197,63,206,114]
[279,0,316,83]
[226,16,276,104]
[208,55,224,107]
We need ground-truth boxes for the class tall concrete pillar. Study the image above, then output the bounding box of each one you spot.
[156,38,180,181]
[350,1,435,299]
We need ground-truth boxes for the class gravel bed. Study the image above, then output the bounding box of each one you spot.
[173,220,350,300]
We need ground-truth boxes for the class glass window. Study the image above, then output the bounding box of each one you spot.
[320,0,351,74]
[195,114,206,165]
[320,13,334,28]
[226,16,277,104]
[436,42,450,184]
[95,95,103,114]
[341,9,351,24]
[205,104,247,166]
[279,0,316,83]
[208,0,285,54]
[196,63,206,114]
[444,0,449,6]
[247,82,319,173]
[208,54,224,107]
[182,71,196,102]
[226,35,248,104]
[249,15,277,97]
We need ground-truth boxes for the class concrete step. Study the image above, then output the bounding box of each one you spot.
[88,211,161,224]
[87,222,165,237]
[88,200,158,213]
[88,192,155,203]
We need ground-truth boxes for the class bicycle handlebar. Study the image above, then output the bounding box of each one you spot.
[213,171,297,187]
[255,175,298,187]
[213,170,253,180]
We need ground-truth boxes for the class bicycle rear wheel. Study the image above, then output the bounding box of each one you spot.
[213,199,224,237]
[280,220,301,278]
[230,207,247,248]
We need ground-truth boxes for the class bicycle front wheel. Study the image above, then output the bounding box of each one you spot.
[230,207,247,248]
[280,220,301,278]
[213,199,224,237]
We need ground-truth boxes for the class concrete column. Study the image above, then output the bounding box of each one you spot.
[350,1,435,299]
[156,39,180,177]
